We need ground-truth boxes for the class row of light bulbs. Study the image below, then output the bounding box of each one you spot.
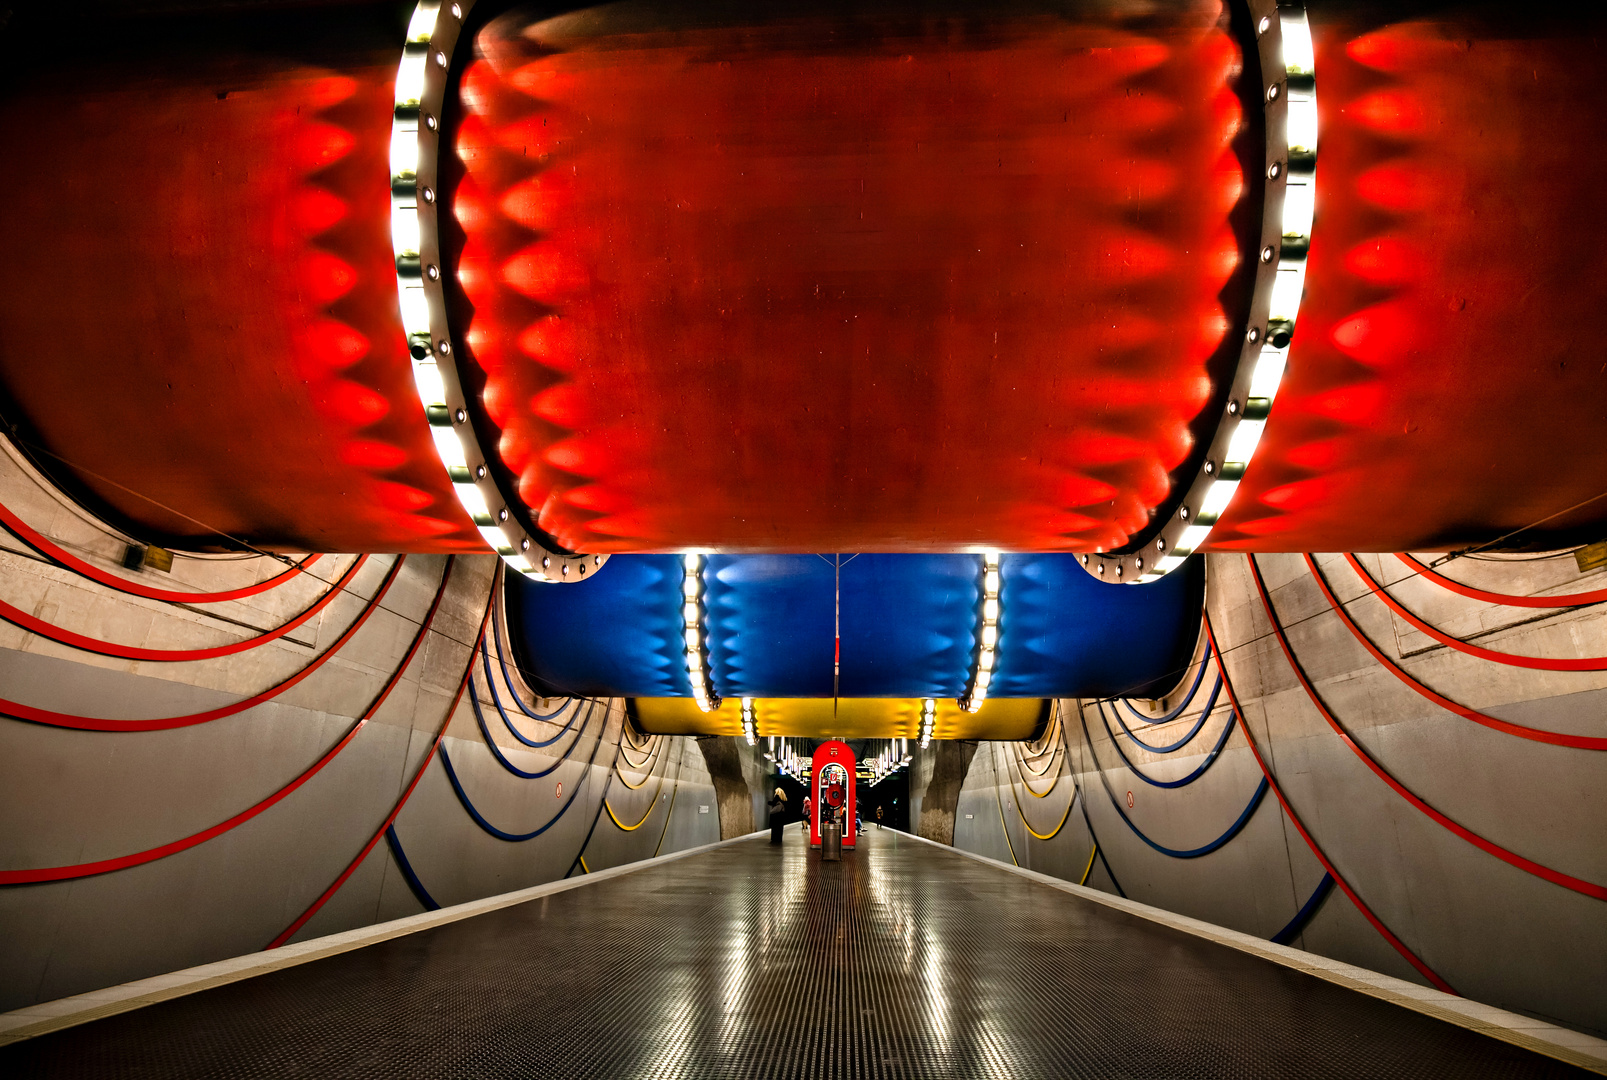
[390,0,604,583]
[770,737,806,779]
[919,697,936,748]
[867,738,912,782]
[682,554,719,712]
[1138,7,1317,582]
[959,552,1001,712]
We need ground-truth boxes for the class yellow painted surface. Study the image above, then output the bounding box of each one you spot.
[632,697,1045,740]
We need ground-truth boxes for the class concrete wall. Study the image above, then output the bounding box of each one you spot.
[696,735,764,840]
[909,739,976,845]
[0,442,735,1011]
[953,551,1607,1037]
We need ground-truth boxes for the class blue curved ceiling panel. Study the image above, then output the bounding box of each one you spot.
[838,555,978,698]
[504,553,687,698]
[506,554,1202,701]
[990,554,1204,699]
[706,555,836,697]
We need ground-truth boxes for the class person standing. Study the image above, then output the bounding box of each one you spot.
[767,788,788,845]
[875,804,884,829]
[802,794,812,834]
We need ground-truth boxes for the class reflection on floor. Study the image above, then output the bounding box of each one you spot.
[1,828,1590,1078]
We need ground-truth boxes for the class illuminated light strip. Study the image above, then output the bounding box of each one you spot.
[390,0,602,585]
[1085,0,1315,584]
[919,697,935,748]
[959,552,1001,713]
[741,697,756,745]
[682,554,720,712]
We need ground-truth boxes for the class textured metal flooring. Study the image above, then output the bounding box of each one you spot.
[2,829,1591,1078]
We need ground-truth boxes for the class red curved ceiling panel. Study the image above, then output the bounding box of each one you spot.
[450,2,1246,553]
[6,3,1597,559]
[0,37,480,552]
[1209,12,1607,552]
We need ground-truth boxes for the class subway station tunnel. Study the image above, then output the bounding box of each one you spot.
[0,0,1604,1074]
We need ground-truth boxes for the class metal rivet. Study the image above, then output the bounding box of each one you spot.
[434,51,448,68]
[1135,557,1143,571]
[561,565,569,576]
[1204,460,1217,476]
[422,187,435,203]
[1267,83,1281,102]
[1258,15,1271,35]
[1260,245,1276,263]
[497,508,509,522]
[1080,554,1089,565]
[520,538,530,551]
[1116,565,1124,577]
[451,3,462,18]
[1096,563,1105,575]
[453,408,466,424]
[424,113,437,132]
[594,555,602,566]
[1247,326,1262,344]
[578,563,586,575]
[1156,538,1166,553]
[1228,400,1241,416]
[1267,161,1282,180]
[542,556,551,568]
[437,339,451,355]
[474,464,486,479]
[1179,506,1191,521]
[426,264,440,281]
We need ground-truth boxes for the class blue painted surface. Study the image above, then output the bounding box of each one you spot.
[989,554,1204,699]
[706,556,836,697]
[839,555,978,698]
[505,554,687,698]
[507,554,1202,700]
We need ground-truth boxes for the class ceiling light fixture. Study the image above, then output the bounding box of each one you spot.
[1084,0,1316,584]
[391,0,603,584]
[959,554,1000,713]
[682,555,720,712]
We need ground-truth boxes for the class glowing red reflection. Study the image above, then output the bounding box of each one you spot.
[1210,16,1607,552]
[0,58,480,552]
[452,3,1245,553]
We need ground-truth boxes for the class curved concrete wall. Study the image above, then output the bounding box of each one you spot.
[952,552,1607,1037]
[0,443,736,1013]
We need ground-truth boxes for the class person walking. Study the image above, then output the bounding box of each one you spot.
[768,788,788,845]
[875,804,884,829]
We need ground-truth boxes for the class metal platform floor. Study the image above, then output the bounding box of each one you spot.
[2,828,1592,1078]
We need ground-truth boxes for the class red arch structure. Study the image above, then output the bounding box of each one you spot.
[810,740,858,851]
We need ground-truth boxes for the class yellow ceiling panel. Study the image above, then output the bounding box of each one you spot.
[630,696,744,736]
[632,697,1047,741]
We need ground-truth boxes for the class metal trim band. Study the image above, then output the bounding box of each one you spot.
[1085,0,1316,583]
[391,0,606,584]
